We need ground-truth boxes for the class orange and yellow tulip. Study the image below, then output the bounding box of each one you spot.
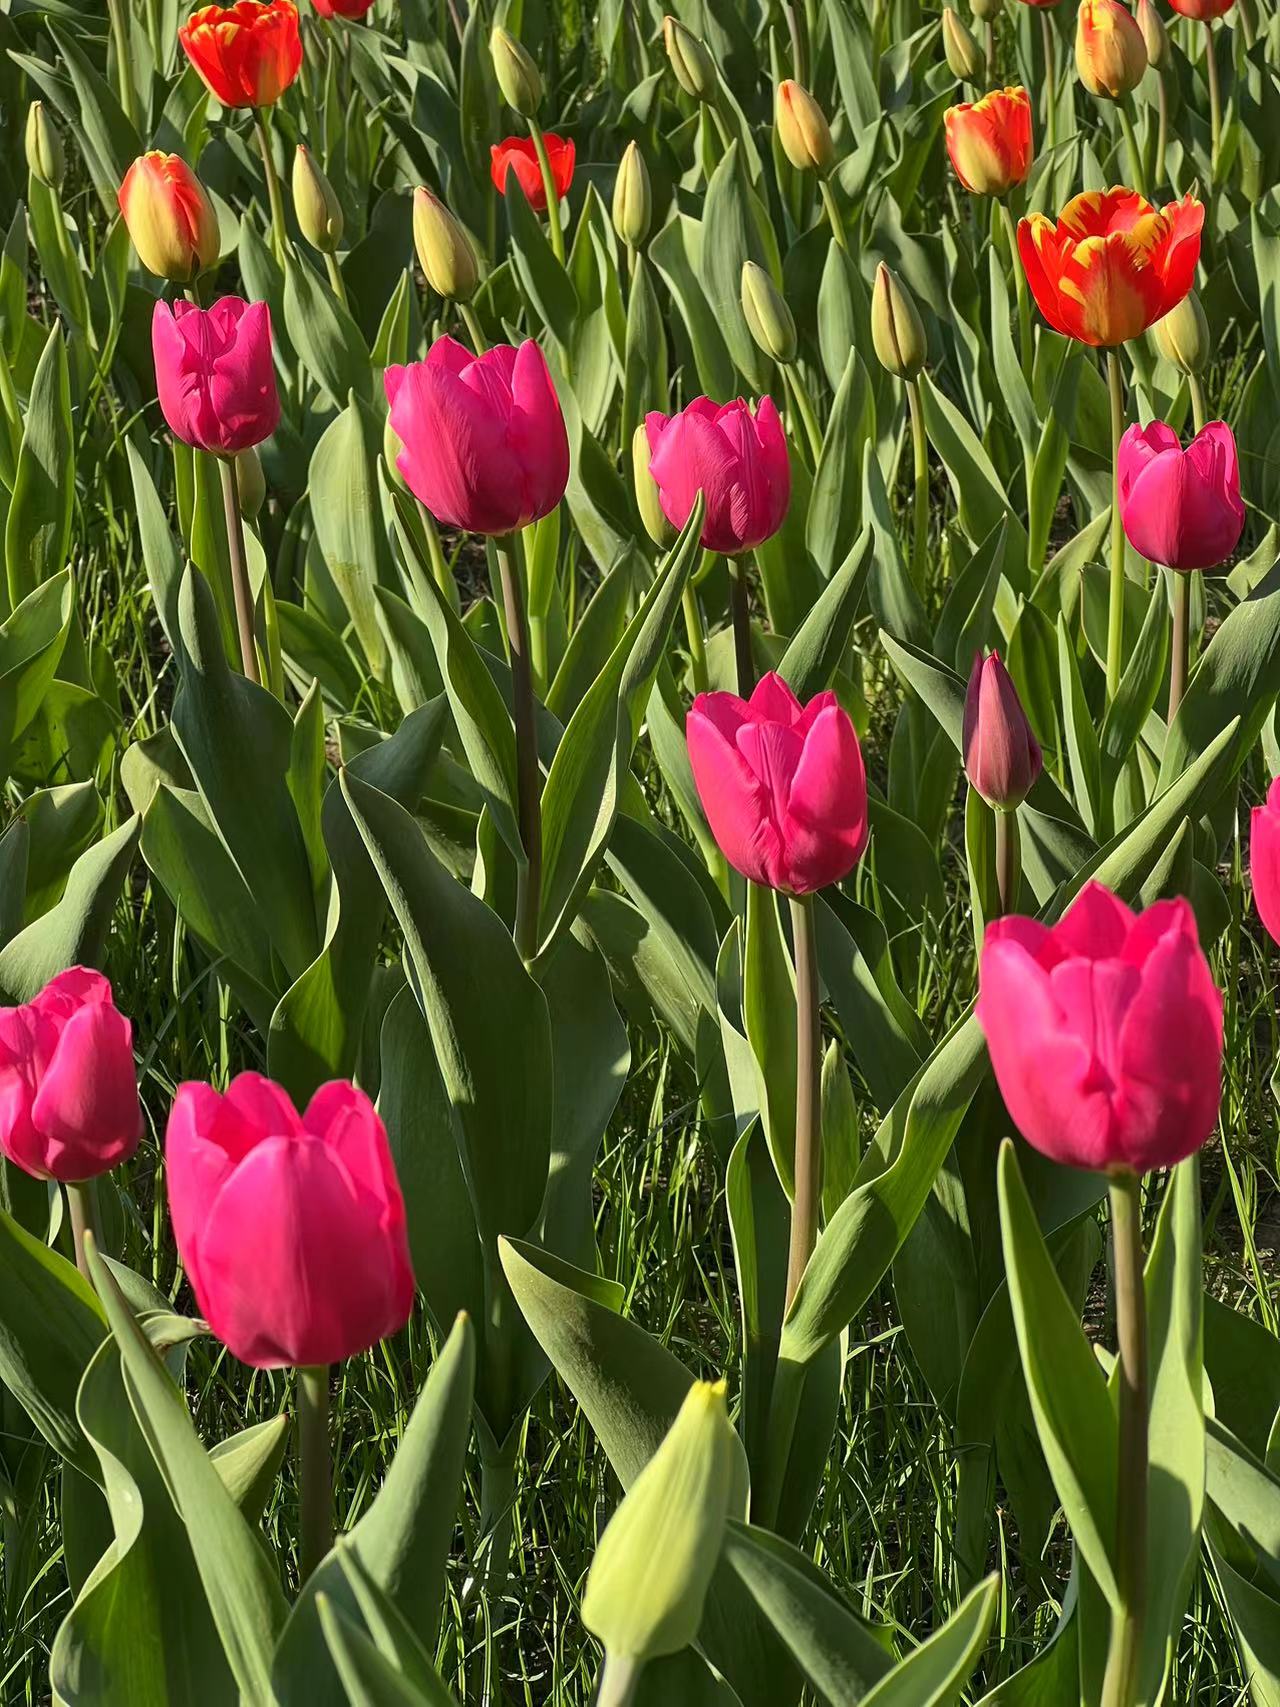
[944,87,1034,195]
[1017,187,1203,347]
[1075,0,1148,100]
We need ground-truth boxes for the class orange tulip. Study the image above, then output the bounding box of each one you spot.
[1075,0,1147,100]
[179,1,303,108]
[944,87,1034,195]
[1017,187,1203,347]
[118,152,220,283]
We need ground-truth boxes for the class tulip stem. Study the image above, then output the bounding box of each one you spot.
[994,807,1020,917]
[1041,12,1058,152]
[817,175,848,252]
[906,379,930,590]
[682,584,709,695]
[254,108,290,266]
[527,117,566,266]
[495,533,543,963]
[782,363,824,466]
[1101,1170,1148,1707]
[596,1653,642,1707]
[1189,372,1208,435]
[460,300,489,356]
[298,1365,331,1583]
[1204,21,1222,175]
[105,0,139,129]
[219,456,263,686]
[1105,348,1127,704]
[727,556,754,695]
[1169,569,1191,724]
[1155,73,1169,189]
[999,200,1033,380]
[785,893,821,1311]
[65,1181,101,1285]
[323,251,348,307]
[1117,103,1147,200]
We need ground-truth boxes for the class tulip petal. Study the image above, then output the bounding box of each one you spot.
[686,703,780,888]
[1252,781,1280,946]
[782,704,869,891]
[29,1003,140,1180]
[1052,880,1135,958]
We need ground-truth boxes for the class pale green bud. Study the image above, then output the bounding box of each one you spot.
[741,261,796,365]
[871,263,927,380]
[943,8,983,80]
[612,142,652,249]
[25,102,65,192]
[662,15,719,102]
[632,424,676,548]
[1152,291,1209,376]
[970,0,1003,21]
[1136,0,1170,69]
[775,79,835,175]
[292,145,344,255]
[413,186,480,302]
[490,24,543,117]
[235,446,266,520]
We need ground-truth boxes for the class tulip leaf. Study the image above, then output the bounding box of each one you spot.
[0,813,140,1004]
[859,1577,1000,1707]
[316,1592,458,1707]
[5,324,73,611]
[503,173,580,350]
[649,212,737,402]
[309,395,393,681]
[743,883,797,1196]
[283,246,373,406]
[777,529,872,701]
[806,349,874,580]
[917,373,1030,572]
[0,567,74,776]
[700,141,776,392]
[343,771,552,1246]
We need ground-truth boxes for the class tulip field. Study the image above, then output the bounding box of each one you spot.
[7,0,1280,1702]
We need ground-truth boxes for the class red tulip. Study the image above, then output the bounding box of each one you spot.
[963,651,1043,809]
[1167,0,1233,15]
[165,1074,415,1368]
[944,87,1034,196]
[0,970,141,1182]
[977,882,1223,1174]
[1118,420,1244,571]
[310,0,375,14]
[179,1,303,108]
[384,336,569,535]
[645,398,791,556]
[686,673,869,894]
[1250,777,1280,946]
[490,134,575,213]
[152,297,281,457]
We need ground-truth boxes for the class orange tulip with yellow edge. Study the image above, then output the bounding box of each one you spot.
[944,87,1034,195]
[1075,0,1148,100]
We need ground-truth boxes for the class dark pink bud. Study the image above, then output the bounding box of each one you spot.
[963,650,1042,809]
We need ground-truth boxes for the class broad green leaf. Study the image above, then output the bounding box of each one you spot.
[5,325,73,610]
[0,815,140,1003]
[309,395,393,680]
[777,530,872,700]
[860,1579,998,1707]
[284,246,373,405]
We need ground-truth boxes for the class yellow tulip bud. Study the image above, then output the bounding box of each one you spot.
[235,446,266,520]
[632,424,676,549]
[971,0,1003,21]
[117,152,220,285]
[292,145,344,255]
[1135,0,1169,69]
[741,261,796,364]
[871,263,927,380]
[612,142,652,249]
[412,186,480,302]
[1152,291,1209,376]
[1075,0,1148,102]
[490,24,543,117]
[662,15,719,102]
[775,79,835,175]
[25,102,65,192]
[943,8,984,80]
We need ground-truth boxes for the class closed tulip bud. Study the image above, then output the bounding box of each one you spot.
[25,102,65,192]
[235,446,266,519]
[871,263,927,379]
[632,423,677,548]
[582,1381,744,1666]
[741,261,797,364]
[663,15,719,102]
[612,142,652,248]
[1075,0,1148,101]
[291,145,343,254]
[963,651,1042,809]
[119,152,220,284]
[971,0,1003,20]
[943,8,984,79]
[775,79,835,175]
[1136,0,1170,66]
[978,882,1223,1173]
[1153,289,1209,374]
[490,24,542,116]
[413,187,480,302]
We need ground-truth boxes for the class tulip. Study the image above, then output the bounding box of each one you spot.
[632,423,677,549]
[741,262,797,365]
[118,152,220,285]
[152,298,281,457]
[1075,0,1147,101]
[775,80,835,174]
[943,8,984,80]
[178,0,303,108]
[1135,0,1169,64]
[944,87,1034,195]
[1153,290,1208,376]
[384,337,568,536]
[0,968,141,1184]
[978,881,1223,1174]
[645,397,790,559]
[1118,420,1243,571]
[490,133,575,214]
[686,673,868,895]
[612,141,652,249]
[165,1073,415,1368]
[25,102,65,192]
[663,16,719,101]
[1250,777,1280,947]
[413,187,480,302]
[1167,0,1233,14]
[310,0,376,14]
[1018,188,1203,348]
[292,144,343,254]
[871,263,927,379]
[963,652,1042,810]
[972,0,1003,19]
[490,23,543,116]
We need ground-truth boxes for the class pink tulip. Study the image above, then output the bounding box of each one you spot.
[152,297,280,456]
[686,673,868,893]
[384,336,569,536]
[977,881,1223,1174]
[645,397,790,556]
[963,651,1042,809]
[1117,420,1245,571]
[165,1073,415,1368]
[1250,776,1280,945]
[0,969,141,1182]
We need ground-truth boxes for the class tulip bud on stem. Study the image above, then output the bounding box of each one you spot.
[218,455,264,686]
[1101,1169,1148,1707]
[297,1364,332,1583]
[785,893,822,1309]
[253,109,291,266]
[495,533,543,962]
[1105,349,1128,703]
[65,1180,102,1284]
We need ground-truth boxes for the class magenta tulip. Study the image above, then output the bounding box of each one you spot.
[0,969,141,1182]
[152,297,280,456]
[977,881,1223,1174]
[963,651,1042,809]
[1250,776,1280,945]
[384,336,569,536]
[1117,419,1245,570]
[645,397,790,556]
[686,673,868,893]
[165,1073,415,1368]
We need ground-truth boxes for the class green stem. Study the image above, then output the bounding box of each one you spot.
[323,250,348,306]
[906,378,929,590]
[298,1366,331,1583]
[1204,21,1222,175]
[682,584,709,694]
[783,362,824,465]
[985,19,996,78]
[1117,102,1147,199]
[219,456,263,685]
[1168,570,1190,724]
[477,1436,518,1601]
[1105,349,1127,703]
[1100,1171,1148,1707]
[785,894,821,1311]
[105,0,139,129]
[419,504,458,606]
[728,556,754,695]
[1041,11,1058,153]
[994,807,1020,917]
[495,533,542,963]
[254,108,290,266]
[1155,72,1168,189]
[782,0,808,82]
[596,1654,643,1707]
[460,299,489,355]
[709,99,736,159]
[527,116,565,265]
[65,1181,101,1285]
[999,198,1033,380]
[818,175,848,251]
[1189,372,1208,434]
